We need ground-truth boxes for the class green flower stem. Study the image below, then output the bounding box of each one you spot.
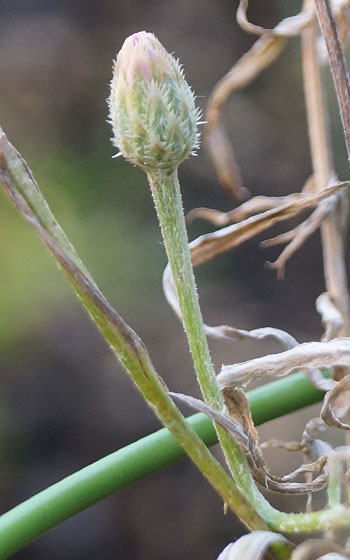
[0,371,332,558]
[1,130,350,553]
[0,128,265,542]
[146,168,350,534]
[148,168,267,506]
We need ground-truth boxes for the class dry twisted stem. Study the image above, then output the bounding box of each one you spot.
[204,0,348,199]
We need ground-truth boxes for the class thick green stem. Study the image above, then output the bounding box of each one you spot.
[0,371,333,558]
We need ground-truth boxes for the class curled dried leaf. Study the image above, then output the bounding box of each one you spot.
[187,194,303,226]
[302,368,337,392]
[261,439,303,452]
[218,338,350,389]
[237,0,314,37]
[316,292,344,341]
[188,175,315,226]
[301,418,333,461]
[170,391,250,451]
[204,122,248,200]
[321,376,350,430]
[205,33,286,198]
[188,183,350,267]
[290,539,348,560]
[217,531,293,560]
[164,184,350,350]
[263,193,341,279]
[172,390,328,494]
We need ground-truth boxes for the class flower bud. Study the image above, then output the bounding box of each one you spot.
[108,31,200,171]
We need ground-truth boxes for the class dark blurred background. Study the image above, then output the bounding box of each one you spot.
[0,1,349,559]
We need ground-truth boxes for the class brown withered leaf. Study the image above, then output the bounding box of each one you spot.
[187,175,315,226]
[217,531,294,560]
[302,368,337,392]
[188,183,350,267]
[321,375,350,430]
[263,192,341,279]
[205,34,286,199]
[164,183,350,350]
[261,439,303,452]
[171,391,328,494]
[316,292,344,341]
[301,417,333,461]
[290,539,349,560]
[204,122,248,201]
[205,0,318,198]
[170,391,250,451]
[187,193,303,226]
[218,338,350,389]
[237,0,314,37]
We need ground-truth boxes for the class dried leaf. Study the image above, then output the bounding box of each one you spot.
[188,183,350,268]
[164,184,350,350]
[205,34,286,198]
[237,0,314,37]
[172,390,328,494]
[163,268,298,350]
[301,418,333,461]
[187,175,315,226]
[291,540,348,560]
[302,369,336,392]
[316,292,344,341]
[204,122,248,200]
[204,325,298,350]
[321,375,350,430]
[218,338,350,389]
[217,531,293,560]
[170,391,250,452]
[261,440,303,452]
[263,193,340,279]
[187,194,303,226]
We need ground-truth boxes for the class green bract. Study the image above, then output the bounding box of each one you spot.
[108,31,200,171]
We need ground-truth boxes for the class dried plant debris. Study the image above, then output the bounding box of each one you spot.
[218,338,350,389]
[290,539,349,560]
[205,0,348,198]
[187,182,349,278]
[185,183,349,266]
[171,390,328,494]
[316,292,344,341]
[236,0,314,38]
[164,182,350,349]
[216,531,294,560]
[205,34,287,199]
[321,376,350,430]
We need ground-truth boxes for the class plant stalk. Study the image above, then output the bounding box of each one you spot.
[302,2,350,335]
[0,127,266,533]
[148,168,264,506]
[0,371,331,559]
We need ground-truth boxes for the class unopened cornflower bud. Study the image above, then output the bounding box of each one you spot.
[108,31,201,171]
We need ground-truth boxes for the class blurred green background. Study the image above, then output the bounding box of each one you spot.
[0,1,349,559]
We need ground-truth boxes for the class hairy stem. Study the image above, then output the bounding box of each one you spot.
[148,168,264,505]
